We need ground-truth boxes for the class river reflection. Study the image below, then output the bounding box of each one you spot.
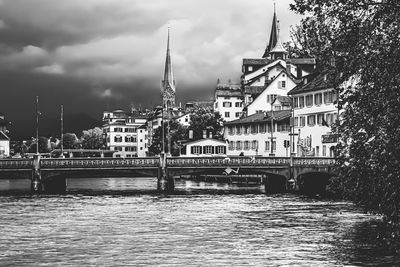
[0,177,399,266]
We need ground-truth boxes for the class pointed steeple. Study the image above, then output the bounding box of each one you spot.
[262,3,279,58]
[161,26,176,107]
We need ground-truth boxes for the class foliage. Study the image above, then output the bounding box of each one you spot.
[61,133,79,149]
[81,127,104,149]
[188,106,224,140]
[28,136,51,153]
[149,120,188,156]
[290,1,400,225]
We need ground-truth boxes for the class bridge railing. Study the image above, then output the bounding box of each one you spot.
[167,157,291,167]
[0,159,33,169]
[40,157,160,169]
[292,157,336,166]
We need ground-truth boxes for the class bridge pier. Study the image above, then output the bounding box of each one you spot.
[264,174,286,194]
[31,154,44,193]
[157,153,174,193]
[43,175,67,194]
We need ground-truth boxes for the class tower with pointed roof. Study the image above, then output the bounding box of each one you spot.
[161,28,176,109]
[262,3,279,58]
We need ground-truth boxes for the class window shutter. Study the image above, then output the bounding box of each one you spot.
[191,146,194,154]
[223,146,226,154]
[212,146,215,154]
[199,146,202,154]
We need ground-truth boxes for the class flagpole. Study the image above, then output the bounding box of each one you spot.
[36,96,39,155]
[61,105,64,158]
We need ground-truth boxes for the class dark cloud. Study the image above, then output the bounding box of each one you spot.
[0,0,302,139]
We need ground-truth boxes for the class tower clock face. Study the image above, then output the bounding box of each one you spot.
[163,86,175,100]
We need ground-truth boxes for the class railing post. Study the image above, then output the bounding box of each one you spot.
[31,154,43,193]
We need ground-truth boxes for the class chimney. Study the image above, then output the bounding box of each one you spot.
[189,130,193,140]
[203,130,207,139]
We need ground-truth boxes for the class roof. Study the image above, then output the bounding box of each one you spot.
[243,58,271,65]
[184,138,227,146]
[274,96,291,105]
[243,86,266,96]
[0,131,10,140]
[287,58,316,65]
[215,89,243,98]
[270,39,288,54]
[225,110,291,125]
[216,83,241,90]
[288,72,333,95]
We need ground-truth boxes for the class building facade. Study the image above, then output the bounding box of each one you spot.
[288,72,338,157]
[224,110,291,157]
[102,110,149,158]
[214,81,243,121]
[0,114,10,158]
[182,138,227,157]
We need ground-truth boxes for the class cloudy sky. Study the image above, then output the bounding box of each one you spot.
[0,0,303,138]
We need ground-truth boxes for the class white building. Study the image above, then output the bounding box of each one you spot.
[288,72,338,157]
[102,110,149,158]
[214,81,243,121]
[181,138,227,157]
[0,114,10,158]
[224,110,292,157]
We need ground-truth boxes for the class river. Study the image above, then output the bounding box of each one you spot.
[0,178,399,266]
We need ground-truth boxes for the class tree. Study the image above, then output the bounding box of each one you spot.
[61,133,79,149]
[188,106,224,141]
[291,1,400,227]
[28,136,51,153]
[81,127,104,149]
[149,120,188,156]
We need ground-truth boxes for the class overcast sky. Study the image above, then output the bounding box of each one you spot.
[0,0,303,138]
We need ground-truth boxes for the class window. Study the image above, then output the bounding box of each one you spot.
[125,127,137,133]
[236,125,242,135]
[278,123,290,132]
[251,140,258,150]
[306,95,313,107]
[307,115,316,126]
[299,96,305,108]
[244,125,250,134]
[228,126,234,135]
[225,112,230,118]
[251,124,258,134]
[216,146,226,154]
[191,146,202,155]
[114,127,123,132]
[223,102,232,107]
[125,146,137,152]
[236,141,242,150]
[228,141,234,150]
[315,93,323,105]
[248,97,253,102]
[317,114,324,125]
[316,146,320,156]
[323,145,327,156]
[115,147,123,151]
[235,102,242,107]
[278,80,286,89]
[266,141,276,152]
[114,136,122,142]
[244,141,250,150]
[204,145,214,154]
[300,116,306,127]
[267,94,278,103]
[294,97,299,108]
[248,66,253,71]
[294,117,299,127]
[125,136,131,142]
[324,91,336,104]
[224,97,230,100]
[235,112,241,118]
[259,123,266,133]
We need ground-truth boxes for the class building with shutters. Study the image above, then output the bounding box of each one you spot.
[181,138,227,157]
[223,110,291,157]
[102,110,149,158]
[288,72,338,157]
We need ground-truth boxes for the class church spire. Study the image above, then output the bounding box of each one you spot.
[161,26,176,107]
[262,4,279,58]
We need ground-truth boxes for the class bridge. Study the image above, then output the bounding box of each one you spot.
[0,155,337,194]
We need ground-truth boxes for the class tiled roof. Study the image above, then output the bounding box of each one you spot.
[243,58,272,65]
[225,110,291,125]
[215,89,243,97]
[216,83,241,90]
[244,86,266,95]
[0,131,9,140]
[288,72,333,95]
[275,96,291,104]
[287,58,316,65]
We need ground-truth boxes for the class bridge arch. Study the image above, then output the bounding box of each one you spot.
[296,171,335,195]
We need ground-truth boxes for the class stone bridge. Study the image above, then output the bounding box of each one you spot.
[0,155,337,194]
